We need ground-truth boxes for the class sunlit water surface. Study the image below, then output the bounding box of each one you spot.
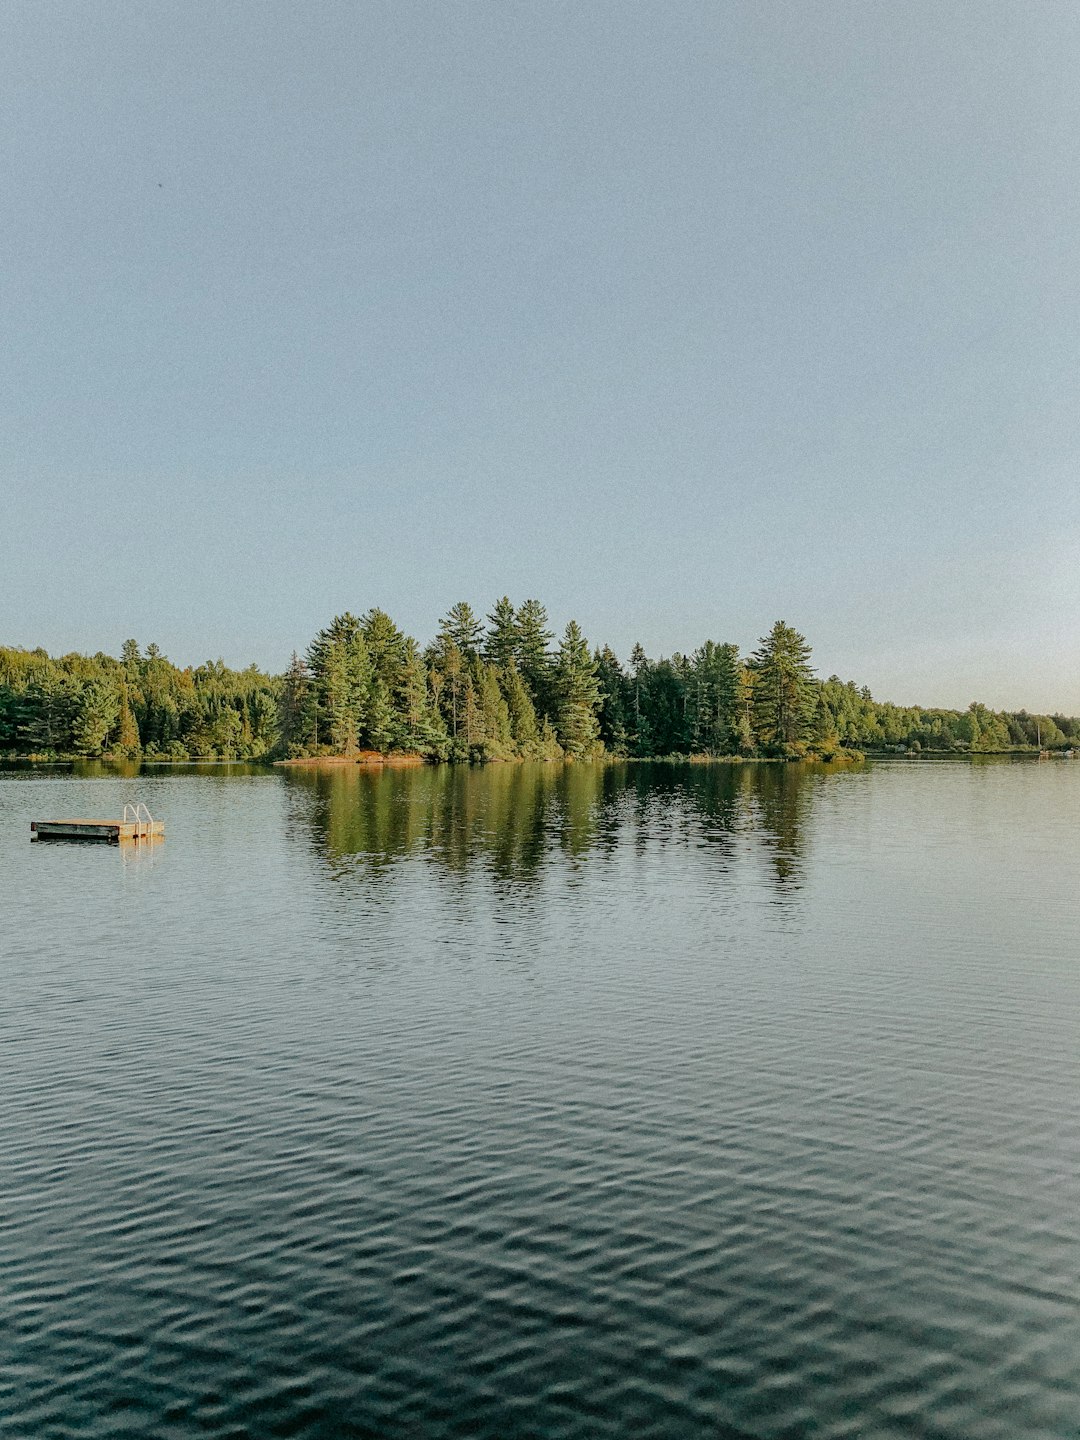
[2,758,1079,1439]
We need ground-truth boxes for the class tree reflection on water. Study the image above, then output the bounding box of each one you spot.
[285,759,864,895]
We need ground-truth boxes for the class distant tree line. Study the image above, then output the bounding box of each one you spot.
[278,602,592,763]
[0,640,277,760]
[280,602,1079,762]
[3,603,1078,762]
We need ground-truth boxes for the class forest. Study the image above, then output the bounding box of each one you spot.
[2,600,1078,763]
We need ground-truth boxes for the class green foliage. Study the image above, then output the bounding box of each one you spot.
[306,613,373,753]
[554,620,602,759]
[749,621,818,755]
[484,596,518,670]
[393,638,447,757]
[499,662,543,756]
[595,646,631,755]
[425,633,468,755]
[514,599,555,718]
[72,679,120,755]
[362,608,406,685]
[3,607,1073,766]
[439,601,483,658]
[279,652,315,755]
[474,662,515,761]
[0,641,277,760]
[688,641,743,753]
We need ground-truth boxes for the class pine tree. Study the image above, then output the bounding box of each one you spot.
[515,599,554,716]
[629,643,652,756]
[594,646,631,754]
[20,670,80,753]
[120,638,141,678]
[690,640,742,752]
[812,692,841,756]
[279,652,315,754]
[499,661,540,756]
[475,661,514,759]
[553,620,602,758]
[210,703,243,757]
[323,639,358,752]
[393,637,447,756]
[749,621,817,754]
[72,679,120,755]
[366,677,395,753]
[307,613,371,753]
[362,608,406,686]
[439,602,483,658]
[426,633,466,751]
[537,717,564,759]
[458,664,481,759]
[117,684,141,752]
[484,596,518,669]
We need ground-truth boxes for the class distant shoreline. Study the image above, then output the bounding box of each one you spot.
[17,747,1080,770]
[275,751,426,768]
[4,611,1079,767]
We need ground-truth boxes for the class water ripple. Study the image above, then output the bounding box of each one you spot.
[2,760,1079,1437]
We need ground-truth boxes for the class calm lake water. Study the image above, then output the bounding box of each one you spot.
[2,758,1079,1439]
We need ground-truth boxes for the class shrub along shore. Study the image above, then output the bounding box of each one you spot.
[3,599,1077,763]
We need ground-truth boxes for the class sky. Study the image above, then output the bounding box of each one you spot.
[2,1,1079,710]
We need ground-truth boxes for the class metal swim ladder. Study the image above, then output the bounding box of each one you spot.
[123,802,155,841]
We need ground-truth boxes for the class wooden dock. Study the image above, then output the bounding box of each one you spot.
[31,804,164,844]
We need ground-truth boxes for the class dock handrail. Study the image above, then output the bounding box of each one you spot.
[122,802,155,841]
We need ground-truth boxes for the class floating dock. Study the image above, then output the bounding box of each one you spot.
[31,804,163,844]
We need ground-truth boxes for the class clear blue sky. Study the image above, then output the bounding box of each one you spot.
[2,2,1078,710]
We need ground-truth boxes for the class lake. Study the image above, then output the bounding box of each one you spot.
[2,758,1079,1439]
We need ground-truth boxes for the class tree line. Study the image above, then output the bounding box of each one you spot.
[3,601,1078,761]
[275,600,1080,760]
[0,640,277,760]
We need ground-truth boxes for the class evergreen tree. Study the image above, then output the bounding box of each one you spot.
[749,621,817,754]
[689,640,742,752]
[629,643,652,756]
[322,639,358,752]
[120,638,141,679]
[537,716,564,760]
[553,620,602,758]
[307,613,371,753]
[366,677,395,752]
[117,683,141,751]
[362,608,406,686]
[72,679,120,755]
[0,643,275,759]
[595,645,631,754]
[440,601,483,658]
[393,637,447,756]
[279,652,315,754]
[475,661,514,760]
[640,658,686,754]
[514,599,554,716]
[9,606,1079,764]
[426,633,468,753]
[499,661,541,756]
[20,671,79,753]
[458,663,482,758]
[484,596,518,669]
